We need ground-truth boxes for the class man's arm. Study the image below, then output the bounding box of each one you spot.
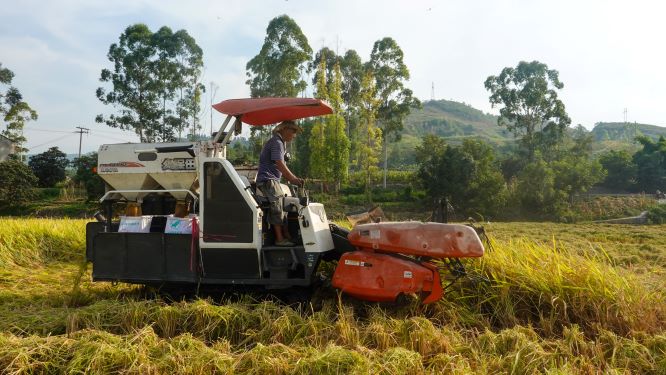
[276,160,303,186]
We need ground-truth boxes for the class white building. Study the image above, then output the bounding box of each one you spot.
[0,134,15,161]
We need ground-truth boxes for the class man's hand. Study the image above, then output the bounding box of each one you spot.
[291,177,304,187]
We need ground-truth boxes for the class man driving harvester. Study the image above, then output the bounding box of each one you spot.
[256,120,304,247]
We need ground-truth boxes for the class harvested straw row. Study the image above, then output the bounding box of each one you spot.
[0,325,664,374]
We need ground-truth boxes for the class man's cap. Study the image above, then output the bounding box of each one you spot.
[273,120,302,134]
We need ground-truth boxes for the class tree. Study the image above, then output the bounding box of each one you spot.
[309,56,329,180]
[550,126,605,202]
[72,152,105,201]
[245,15,312,155]
[340,50,365,169]
[0,63,37,156]
[308,47,338,90]
[599,150,636,191]
[416,136,507,217]
[632,136,666,192]
[96,24,204,142]
[355,71,382,200]
[309,54,351,190]
[340,50,364,114]
[28,146,69,187]
[512,156,567,218]
[171,29,205,139]
[485,61,571,160]
[246,15,312,97]
[326,62,351,189]
[367,37,420,187]
[0,159,38,209]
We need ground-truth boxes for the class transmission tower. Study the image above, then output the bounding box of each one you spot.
[431,82,435,101]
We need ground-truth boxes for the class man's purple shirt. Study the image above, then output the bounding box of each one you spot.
[256,133,285,183]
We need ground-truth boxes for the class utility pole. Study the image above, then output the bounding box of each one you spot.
[75,127,89,159]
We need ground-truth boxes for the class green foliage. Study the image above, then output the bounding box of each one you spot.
[510,156,568,218]
[0,62,37,155]
[508,146,604,220]
[647,204,666,224]
[599,150,636,191]
[245,15,312,98]
[355,71,382,200]
[549,128,606,202]
[309,57,329,180]
[72,152,105,201]
[96,24,204,142]
[403,100,510,146]
[0,159,37,209]
[28,146,69,188]
[416,135,507,217]
[592,122,666,142]
[632,135,666,192]
[368,37,420,143]
[551,156,605,202]
[485,61,571,160]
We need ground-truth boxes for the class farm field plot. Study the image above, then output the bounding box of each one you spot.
[0,218,664,374]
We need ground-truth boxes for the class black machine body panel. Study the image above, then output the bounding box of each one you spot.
[93,233,196,283]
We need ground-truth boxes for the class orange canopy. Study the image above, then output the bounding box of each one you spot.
[212,97,333,126]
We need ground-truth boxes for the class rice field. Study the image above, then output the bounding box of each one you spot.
[0,218,664,374]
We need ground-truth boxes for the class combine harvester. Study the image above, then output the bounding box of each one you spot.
[86,98,484,304]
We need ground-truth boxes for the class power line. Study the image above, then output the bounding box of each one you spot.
[89,128,136,136]
[23,126,74,134]
[87,133,134,143]
[26,133,76,151]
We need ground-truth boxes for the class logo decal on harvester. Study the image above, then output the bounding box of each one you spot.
[403,271,413,279]
[344,259,372,267]
[162,158,196,171]
[99,161,145,173]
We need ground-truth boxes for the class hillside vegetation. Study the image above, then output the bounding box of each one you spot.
[592,122,666,142]
[0,218,664,373]
[403,100,510,144]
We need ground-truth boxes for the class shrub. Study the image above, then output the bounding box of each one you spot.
[72,152,105,201]
[647,204,666,224]
[0,159,38,209]
[28,146,69,187]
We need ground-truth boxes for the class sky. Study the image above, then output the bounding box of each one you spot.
[1,0,665,155]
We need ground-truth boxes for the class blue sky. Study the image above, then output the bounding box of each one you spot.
[1,0,665,154]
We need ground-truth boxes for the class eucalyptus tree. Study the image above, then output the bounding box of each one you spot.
[96,24,160,142]
[245,15,313,150]
[485,60,571,161]
[308,47,338,90]
[96,24,204,143]
[356,71,382,200]
[0,63,37,156]
[309,53,350,190]
[367,37,420,187]
[246,15,312,98]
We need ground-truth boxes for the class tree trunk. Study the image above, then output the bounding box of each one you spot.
[383,139,387,189]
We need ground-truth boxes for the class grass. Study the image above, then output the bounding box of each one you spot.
[0,218,664,373]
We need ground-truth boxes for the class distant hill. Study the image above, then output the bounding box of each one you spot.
[403,99,511,144]
[591,122,666,142]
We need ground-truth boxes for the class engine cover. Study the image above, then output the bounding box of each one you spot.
[347,222,484,258]
[332,251,443,304]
